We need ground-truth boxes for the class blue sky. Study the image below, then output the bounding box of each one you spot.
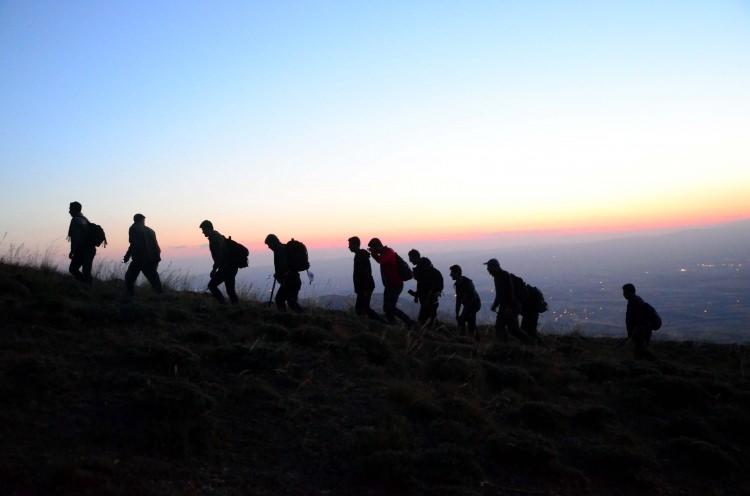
[1,1,749,256]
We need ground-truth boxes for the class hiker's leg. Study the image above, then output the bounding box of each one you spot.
[382,285,398,324]
[224,267,239,304]
[506,312,531,343]
[208,271,226,304]
[142,263,163,294]
[275,280,288,311]
[285,272,303,312]
[354,292,367,316]
[495,311,508,340]
[82,250,95,285]
[69,255,84,281]
[124,262,141,296]
[359,290,383,321]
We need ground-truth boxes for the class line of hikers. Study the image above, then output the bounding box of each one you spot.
[67,201,662,358]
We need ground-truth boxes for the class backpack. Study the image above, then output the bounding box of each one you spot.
[644,302,662,330]
[226,237,249,269]
[396,254,413,282]
[510,273,527,304]
[432,267,444,293]
[87,223,107,248]
[287,239,310,272]
[527,285,548,313]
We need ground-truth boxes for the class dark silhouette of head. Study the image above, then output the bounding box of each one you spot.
[348,236,360,253]
[484,258,501,275]
[199,220,214,238]
[408,249,421,265]
[367,237,384,254]
[622,283,636,300]
[265,234,281,250]
[133,213,146,224]
[69,201,82,217]
[449,264,462,281]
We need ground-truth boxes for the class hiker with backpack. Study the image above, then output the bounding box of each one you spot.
[348,236,385,322]
[67,201,102,285]
[265,234,304,313]
[485,258,529,343]
[200,220,247,304]
[450,265,481,340]
[368,238,415,328]
[407,250,443,328]
[521,283,548,344]
[623,283,660,360]
[123,213,163,296]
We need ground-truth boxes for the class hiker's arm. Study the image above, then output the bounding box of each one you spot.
[123,247,131,263]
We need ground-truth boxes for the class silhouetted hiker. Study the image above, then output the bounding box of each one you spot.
[67,201,97,285]
[408,250,443,328]
[265,234,303,313]
[623,283,661,360]
[123,214,162,296]
[348,236,385,322]
[450,265,481,340]
[368,238,415,328]
[485,259,530,342]
[200,220,239,304]
[521,284,548,345]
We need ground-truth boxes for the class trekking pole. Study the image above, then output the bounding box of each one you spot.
[268,277,276,306]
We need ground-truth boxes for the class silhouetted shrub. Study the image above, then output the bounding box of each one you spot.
[486,430,558,468]
[512,401,566,434]
[257,323,289,342]
[665,437,738,474]
[633,375,711,410]
[352,450,416,487]
[205,343,287,373]
[348,332,390,365]
[121,343,201,378]
[348,417,414,455]
[289,325,329,347]
[127,377,215,456]
[416,444,483,485]
[483,343,535,365]
[714,405,750,442]
[483,363,536,393]
[441,397,488,428]
[572,404,616,429]
[0,276,31,298]
[428,355,475,382]
[569,442,652,475]
[178,329,221,345]
[576,360,626,382]
[428,419,473,445]
[164,308,190,323]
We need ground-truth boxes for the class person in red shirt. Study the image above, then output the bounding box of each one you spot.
[368,238,414,328]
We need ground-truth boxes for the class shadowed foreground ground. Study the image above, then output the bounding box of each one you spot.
[1,262,749,495]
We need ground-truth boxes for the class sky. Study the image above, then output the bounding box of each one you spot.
[1,1,749,263]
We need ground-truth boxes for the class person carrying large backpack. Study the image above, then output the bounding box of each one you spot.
[265,234,304,313]
[123,213,163,296]
[408,249,443,328]
[368,238,415,328]
[623,283,660,360]
[485,258,529,343]
[200,220,243,304]
[67,201,100,285]
[450,264,481,340]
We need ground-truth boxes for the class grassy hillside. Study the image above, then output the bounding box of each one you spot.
[1,261,749,495]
